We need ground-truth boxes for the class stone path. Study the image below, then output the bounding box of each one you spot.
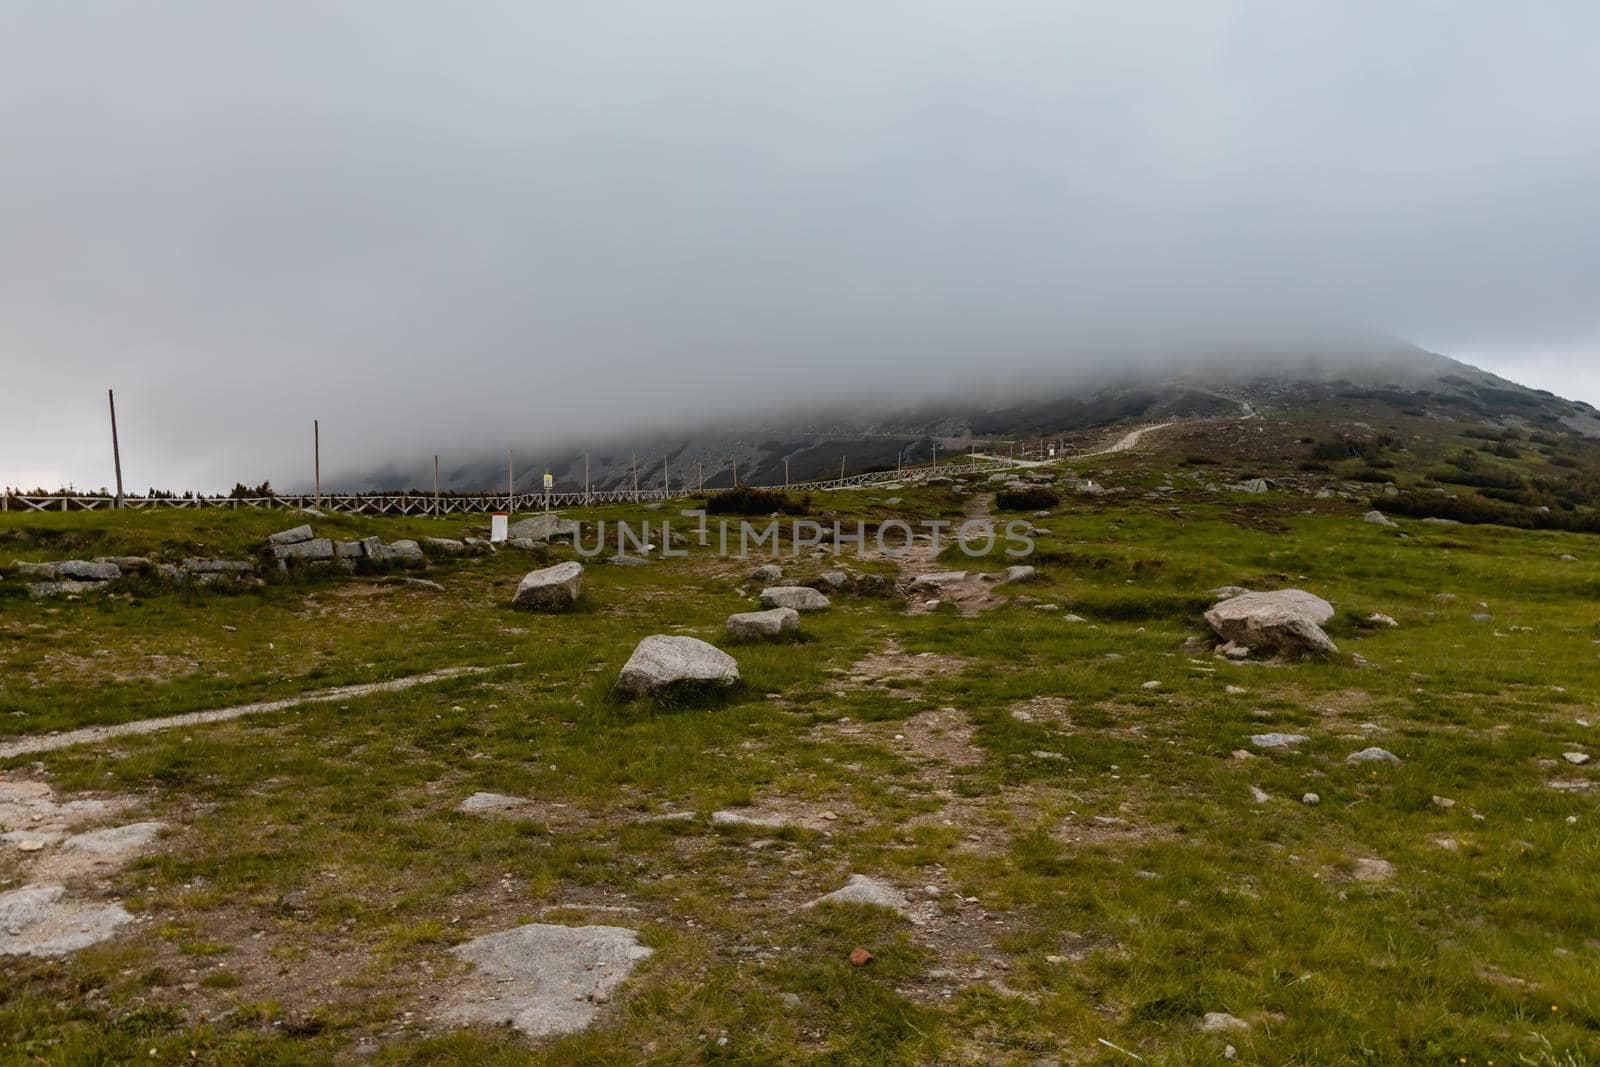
[0,665,504,759]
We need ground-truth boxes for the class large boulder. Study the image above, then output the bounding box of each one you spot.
[759,586,830,612]
[513,561,583,610]
[616,635,740,696]
[508,514,579,542]
[726,606,800,640]
[1205,589,1338,655]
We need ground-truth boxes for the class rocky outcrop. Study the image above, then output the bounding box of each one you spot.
[508,514,579,541]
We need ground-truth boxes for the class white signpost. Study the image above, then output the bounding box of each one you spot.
[490,512,508,543]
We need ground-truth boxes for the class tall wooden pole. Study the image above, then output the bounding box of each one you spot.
[314,419,321,508]
[698,460,703,493]
[584,452,590,507]
[840,455,846,481]
[507,449,513,512]
[433,454,440,517]
[731,456,737,488]
[631,454,638,502]
[662,456,669,496]
[107,389,124,509]
[784,458,789,489]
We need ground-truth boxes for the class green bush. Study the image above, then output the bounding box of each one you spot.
[996,486,1061,511]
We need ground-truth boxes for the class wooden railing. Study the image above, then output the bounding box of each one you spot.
[1,459,1017,516]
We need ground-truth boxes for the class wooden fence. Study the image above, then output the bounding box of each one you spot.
[2,459,1017,516]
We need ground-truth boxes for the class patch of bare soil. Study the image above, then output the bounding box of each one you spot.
[828,637,972,695]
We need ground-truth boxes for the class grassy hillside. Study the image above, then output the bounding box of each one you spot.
[3,431,1598,1065]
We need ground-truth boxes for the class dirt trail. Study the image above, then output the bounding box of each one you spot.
[0,665,503,759]
[884,494,1010,617]
[1077,420,1176,457]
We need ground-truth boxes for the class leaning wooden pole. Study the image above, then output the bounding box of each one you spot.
[107,389,124,509]
[433,455,441,517]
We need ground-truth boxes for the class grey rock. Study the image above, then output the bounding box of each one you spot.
[54,560,120,581]
[907,571,969,590]
[1562,751,1591,765]
[272,538,335,562]
[1205,589,1338,655]
[507,514,579,541]
[95,556,151,571]
[399,577,444,591]
[61,821,163,856]
[442,923,652,1037]
[1201,1012,1251,1033]
[422,537,467,556]
[999,565,1036,584]
[1301,792,1321,805]
[804,874,913,919]
[458,792,529,815]
[748,564,783,583]
[725,607,800,640]
[759,586,830,612]
[14,561,57,579]
[513,561,583,610]
[382,539,426,564]
[1421,517,1461,526]
[26,580,108,599]
[606,555,648,567]
[1347,747,1401,765]
[1363,510,1397,527]
[811,571,847,593]
[1250,733,1309,749]
[0,884,134,957]
[616,635,740,696]
[180,559,255,575]
[268,524,315,546]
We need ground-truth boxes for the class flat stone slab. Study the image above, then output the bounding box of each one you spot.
[442,923,652,1037]
[1250,733,1309,749]
[0,884,134,957]
[61,821,163,856]
[803,874,913,919]
[457,792,530,815]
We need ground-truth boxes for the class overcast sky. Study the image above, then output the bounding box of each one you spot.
[2,2,1597,492]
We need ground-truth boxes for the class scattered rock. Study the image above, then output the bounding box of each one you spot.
[457,792,530,815]
[60,822,163,856]
[616,635,740,696]
[748,564,783,583]
[1351,857,1396,883]
[1201,1012,1250,1033]
[1363,510,1397,527]
[1250,732,1308,749]
[1347,747,1401,765]
[1563,752,1591,765]
[0,885,134,957]
[1367,613,1399,628]
[272,537,335,562]
[268,524,315,546]
[804,875,913,919]
[513,561,583,610]
[1301,792,1320,805]
[759,586,830,612]
[441,923,652,1037]
[422,537,467,556]
[1249,786,1271,804]
[848,947,874,967]
[725,607,800,641]
[1206,589,1338,655]
[507,515,579,542]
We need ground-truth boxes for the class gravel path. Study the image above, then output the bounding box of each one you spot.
[0,665,503,759]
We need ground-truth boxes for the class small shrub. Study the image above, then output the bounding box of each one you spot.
[996,487,1060,511]
[701,485,806,516]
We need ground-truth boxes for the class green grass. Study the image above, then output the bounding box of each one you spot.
[2,472,1598,1065]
